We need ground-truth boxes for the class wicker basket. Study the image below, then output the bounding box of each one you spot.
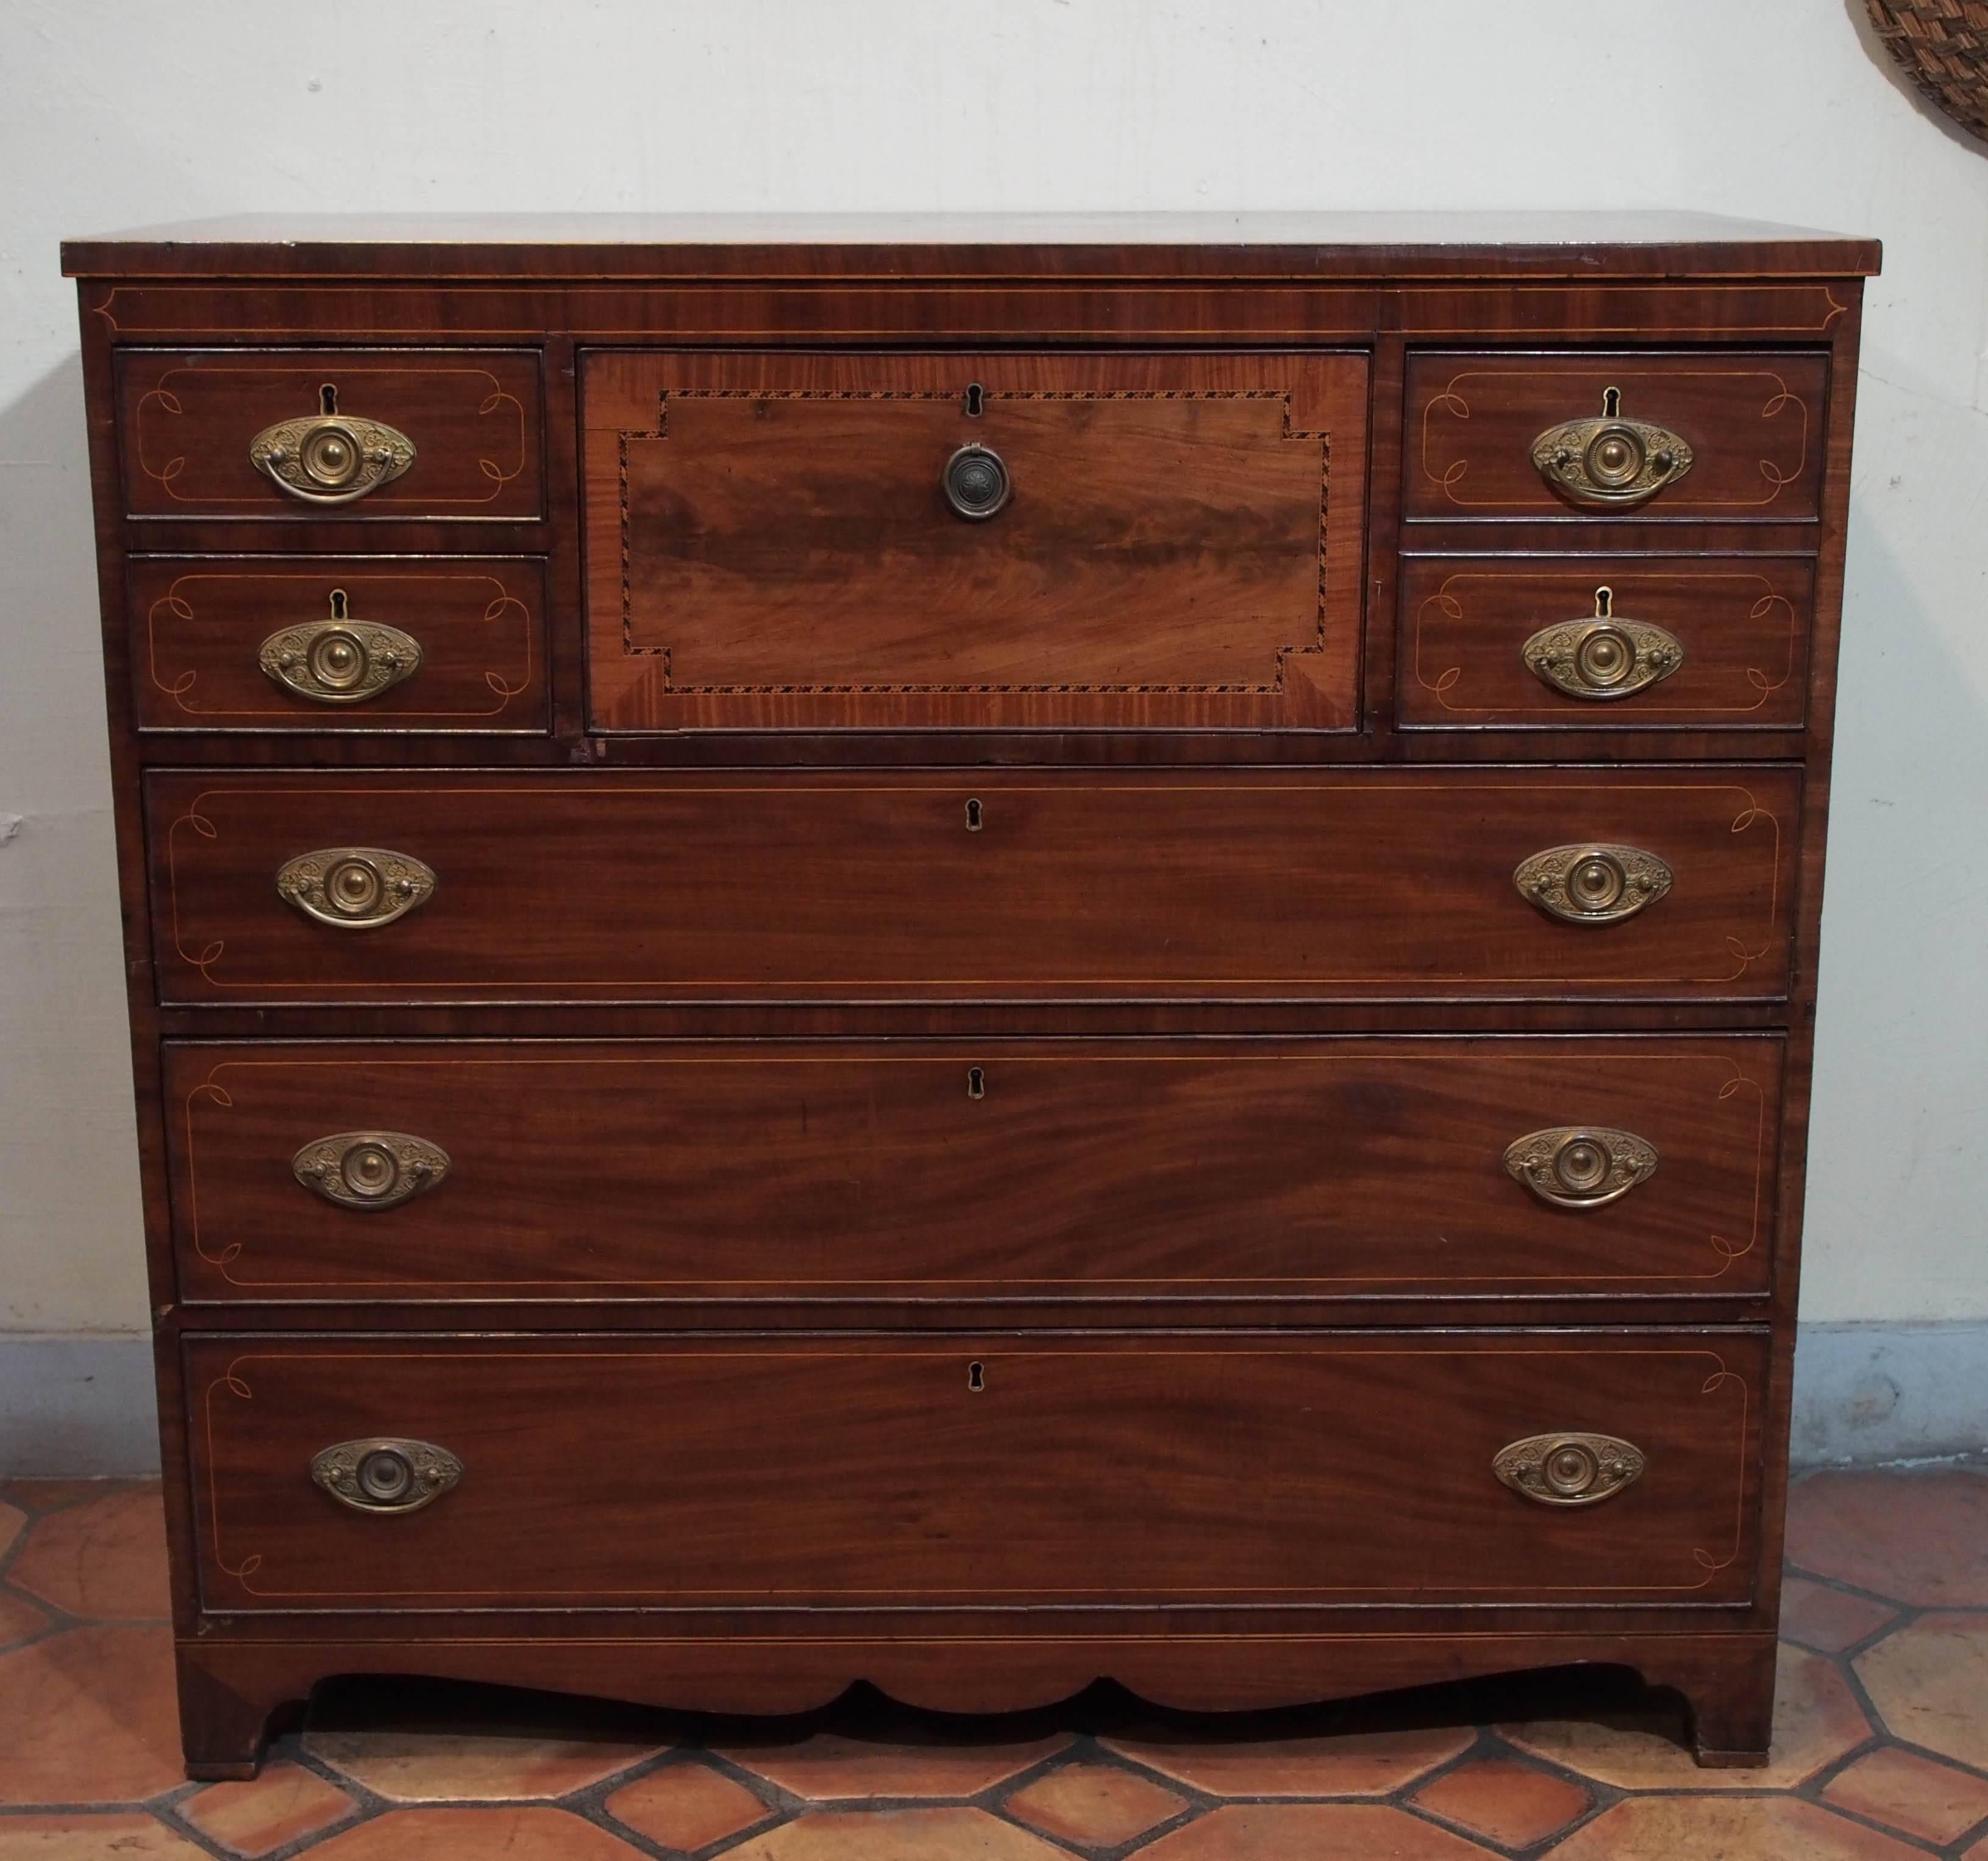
[1867,0,1988,141]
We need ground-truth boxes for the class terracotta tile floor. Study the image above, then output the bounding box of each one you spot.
[2,1468,1986,1858]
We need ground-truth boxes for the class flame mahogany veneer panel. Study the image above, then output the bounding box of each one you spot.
[144,767,1800,1005]
[583,350,1367,733]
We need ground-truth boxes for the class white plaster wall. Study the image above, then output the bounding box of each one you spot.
[1,0,1984,1338]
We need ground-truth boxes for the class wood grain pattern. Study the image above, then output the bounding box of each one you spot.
[116,348,543,520]
[1405,353,1831,521]
[162,1036,1781,1302]
[1398,555,1814,731]
[584,350,1366,733]
[144,767,1800,1005]
[186,1331,1763,1611]
[128,556,547,732]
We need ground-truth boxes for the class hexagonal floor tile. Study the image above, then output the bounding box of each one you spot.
[1005,1759,1188,1847]
[1780,1576,1899,1654]
[605,1763,772,1851]
[1500,1643,1870,1790]
[1138,1802,1492,1858]
[713,1730,1069,1801]
[10,1485,170,1621]
[1823,1745,1988,1848]
[1856,1614,1988,1770]
[0,1590,52,1650]
[1411,1757,1590,1848]
[1786,1470,1988,1606]
[727,1806,1071,1859]
[0,1815,212,1859]
[180,1759,360,1856]
[305,1806,641,1859]
[1545,1794,1924,1860]
[0,1624,184,1804]
[1099,1724,1473,1797]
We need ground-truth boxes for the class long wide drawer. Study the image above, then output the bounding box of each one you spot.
[163,1037,1783,1303]
[187,1331,1765,1612]
[145,769,1800,1005]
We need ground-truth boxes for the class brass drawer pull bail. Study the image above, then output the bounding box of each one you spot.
[310,1437,462,1516]
[1522,586,1684,700]
[276,846,436,931]
[249,383,416,505]
[1531,385,1694,510]
[1503,1125,1658,1209]
[258,588,424,706]
[293,1130,451,1211]
[942,441,1011,520]
[1494,1432,1645,1507]
[1514,842,1673,925]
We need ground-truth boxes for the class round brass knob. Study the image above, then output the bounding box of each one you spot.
[338,1139,401,1202]
[324,855,385,919]
[298,419,365,491]
[1544,1439,1603,1499]
[356,1447,414,1504]
[1565,851,1628,916]
[1583,422,1645,490]
[1553,1133,1612,1196]
[942,443,1011,520]
[1573,625,1633,689]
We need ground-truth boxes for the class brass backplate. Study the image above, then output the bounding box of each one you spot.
[249,413,416,505]
[310,1437,463,1516]
[275,847,436,931]
[1503,1125,1659,1209]
[259,616,424,705]
[1494,1432,1646,1507]
[1514,842,1673,925]
[293,1131,451,1211]
[1530,413,1694,510]
[1522,617,1684,700]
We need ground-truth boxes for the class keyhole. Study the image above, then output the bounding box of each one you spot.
[967,1361,986,1393]
[1601,385,1622,419]
[319,382,340,416]
[964,382,985,418]
[327,588,351,621]
[964,797,983,832]
[1593,585,1613,619]
[967,1067,986,1100]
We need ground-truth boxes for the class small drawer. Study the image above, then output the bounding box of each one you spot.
[1400,555,1814,731]
[186,1330,1764,1612]
[1405,351,1829,521]
[129,557,547,732]
[143,767,1801,1006]
[582,348,1368,733]
[116,348,543,521]
[163,1035,1783,1304]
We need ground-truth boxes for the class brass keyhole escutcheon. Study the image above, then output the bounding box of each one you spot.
[967,1361,986,1393]
[249,384,417,507]
[967,1066,986,1100]
[964,797,984,831]
[259,589,424,706]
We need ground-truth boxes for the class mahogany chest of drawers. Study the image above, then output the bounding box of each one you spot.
[62,212,1879,1776]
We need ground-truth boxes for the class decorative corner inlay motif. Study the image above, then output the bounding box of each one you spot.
[258,594,424,705]
[1522,586,1683,700]
[275,847,436,931]
[293,1130,451,1211]
[310,1437,462,1516]
[1503,1125,1659,1209]
[249,411,416,505]
[1494,1432,1646,1508]
[1514,843,1673,926]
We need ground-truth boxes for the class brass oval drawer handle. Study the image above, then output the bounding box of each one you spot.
[1504,1125,1658,1209]
[1530,386,1694,511]
[259,592,424,706]
[1494,1432,1645,1508]
[276,847,436,931]
[311,1437,462,1517]
[942,442,1011,520]
[249,396,416,505]
[1522,586,1683,701]
[293,1130,451,1211]
[1514,842,1672,925]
